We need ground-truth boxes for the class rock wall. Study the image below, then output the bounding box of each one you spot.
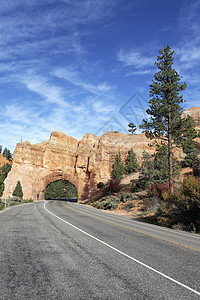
[3,107,200,201]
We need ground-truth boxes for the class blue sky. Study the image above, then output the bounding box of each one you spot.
[0,0,200,152]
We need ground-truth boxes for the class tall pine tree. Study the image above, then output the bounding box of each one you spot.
[140,45,187,194]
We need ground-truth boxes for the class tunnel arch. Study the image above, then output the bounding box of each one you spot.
[32,171,79,201]
[45,179,77,201]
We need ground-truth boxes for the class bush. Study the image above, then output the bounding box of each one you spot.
[133,177,148,192]
[147,182,169,200]
[164,176,200,232]
[93,195,121,210]
[23,199,34,203]
[103,179,121,195]
[0,202,4,210]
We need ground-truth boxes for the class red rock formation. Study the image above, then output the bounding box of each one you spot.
[3,107,200,200]
[3,130,156,200]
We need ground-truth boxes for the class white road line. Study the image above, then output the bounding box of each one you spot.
[44,201,200,296]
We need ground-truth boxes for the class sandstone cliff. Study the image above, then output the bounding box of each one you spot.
[3,107,200,201]
[3,130,157,200]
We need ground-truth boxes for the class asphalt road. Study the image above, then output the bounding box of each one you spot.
[0,200,200,300]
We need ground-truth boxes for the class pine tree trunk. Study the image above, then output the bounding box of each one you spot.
[168,111,174,194]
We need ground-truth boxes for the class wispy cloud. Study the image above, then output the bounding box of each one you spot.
[19,73,69,107]
[53,67,116,95]
[117,49,154,69]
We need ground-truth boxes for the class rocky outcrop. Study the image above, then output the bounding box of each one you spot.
[3,130,157,200]
[3,107,200,201]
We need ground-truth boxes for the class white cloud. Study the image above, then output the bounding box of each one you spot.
[125,69,152,76]
[117,49,154,69]
[1,104,34,125]
[53,67,115,95]
[19,73,69,107]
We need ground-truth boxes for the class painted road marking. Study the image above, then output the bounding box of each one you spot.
[44,201,200,297]
[62,202,200,253]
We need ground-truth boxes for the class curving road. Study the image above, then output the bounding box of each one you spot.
[0,200,200,299]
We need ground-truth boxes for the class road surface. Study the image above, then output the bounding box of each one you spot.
[0,200,200,299]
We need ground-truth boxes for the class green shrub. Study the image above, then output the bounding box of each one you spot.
[93,196,120,210]
[23,199,34,203]
[164,176,200,232]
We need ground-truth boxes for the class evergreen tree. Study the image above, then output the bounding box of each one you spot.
[0,145,2,154]
[135,151,155,191]
[1,163,11,181]
[140,45,187,194]
[2,148,12,160]
[137,145,180,191]
[153,144,180,183]
[128,123,137,134]
[125,148,139,174]
[113,151,124,180]
[0,163,11,197]
[12,181,23,199]
[179,115,199,169]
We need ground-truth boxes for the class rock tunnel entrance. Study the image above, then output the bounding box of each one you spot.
[44,179,78,202]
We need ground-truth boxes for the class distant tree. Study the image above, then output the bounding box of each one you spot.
[0,163,11,181]
[113,151,124,180]
[140,45,187,194]
[125,148,139,174]
[128,123,137,135]
[0,145,2,154]
[2,148,12,160]
[12,181,23,199]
